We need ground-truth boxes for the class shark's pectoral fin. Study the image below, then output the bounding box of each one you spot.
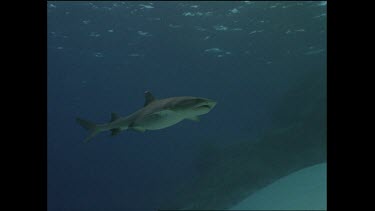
[128,122,146,132]
[186,116,200,122]
[110,128,121,136]
[129,127,146,132]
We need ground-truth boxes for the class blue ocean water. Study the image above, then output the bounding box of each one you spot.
[47,1,326,211]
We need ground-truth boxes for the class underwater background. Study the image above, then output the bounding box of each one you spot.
[47,1,326,211]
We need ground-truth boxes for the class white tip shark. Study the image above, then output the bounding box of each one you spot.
[76,91,217,143]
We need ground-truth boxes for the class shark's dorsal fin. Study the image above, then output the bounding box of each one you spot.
[144,91,156,107]
[110,112,120,122]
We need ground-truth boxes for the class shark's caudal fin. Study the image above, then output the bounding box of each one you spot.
[76,118,100,143]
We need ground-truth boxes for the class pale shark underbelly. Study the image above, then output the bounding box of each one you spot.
[134,110,186,130]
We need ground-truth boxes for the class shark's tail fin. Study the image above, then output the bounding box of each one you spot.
[76,118,100,143]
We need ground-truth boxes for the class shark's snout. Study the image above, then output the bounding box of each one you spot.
[206,100,217,109]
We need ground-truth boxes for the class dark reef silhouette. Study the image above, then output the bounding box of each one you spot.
[160,69,326,210]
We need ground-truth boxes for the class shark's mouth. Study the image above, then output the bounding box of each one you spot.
[196,105,212,109]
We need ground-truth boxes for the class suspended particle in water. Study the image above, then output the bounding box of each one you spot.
[89,32,100,37]
[93,52,104,57]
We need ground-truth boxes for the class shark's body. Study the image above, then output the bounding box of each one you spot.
[76,91,217,142]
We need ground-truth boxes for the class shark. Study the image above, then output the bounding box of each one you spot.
[76,91,217,142]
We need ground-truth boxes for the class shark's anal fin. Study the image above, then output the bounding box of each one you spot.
[144,91,156,107]
[110,128,121,136]
[186,116,200,122]
[110,112,119,122]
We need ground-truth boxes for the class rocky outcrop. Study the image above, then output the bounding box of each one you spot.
[160,69,326,210]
